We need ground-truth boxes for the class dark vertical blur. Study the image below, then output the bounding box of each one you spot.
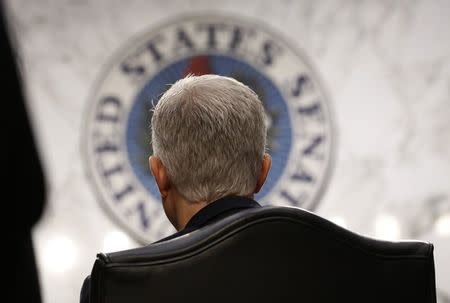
[1,4,47,303]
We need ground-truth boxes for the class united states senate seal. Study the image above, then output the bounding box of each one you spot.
[84,14,334,243]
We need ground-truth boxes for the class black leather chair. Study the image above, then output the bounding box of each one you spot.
[89,206,437,303]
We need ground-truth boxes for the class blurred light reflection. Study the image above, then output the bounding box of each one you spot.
[375,214,401,240]
[102,230,133,252]
[42,235,77,274]
[435,213,450,237]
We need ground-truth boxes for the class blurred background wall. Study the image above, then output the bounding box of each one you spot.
[5,0,449,302]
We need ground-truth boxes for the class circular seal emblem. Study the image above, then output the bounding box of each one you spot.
[84,14,334,244]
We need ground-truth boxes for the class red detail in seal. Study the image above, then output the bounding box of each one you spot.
[183,55,212,76]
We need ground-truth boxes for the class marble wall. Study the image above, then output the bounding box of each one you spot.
[6,0,450,302]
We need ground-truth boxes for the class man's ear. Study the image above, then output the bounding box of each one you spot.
[254,153,272,194]
[149,156,170,198]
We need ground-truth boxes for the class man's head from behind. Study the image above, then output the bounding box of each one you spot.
[149,75,271,230]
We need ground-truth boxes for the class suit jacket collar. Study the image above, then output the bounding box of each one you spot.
[154,195,260,243]
[185,195,261,230]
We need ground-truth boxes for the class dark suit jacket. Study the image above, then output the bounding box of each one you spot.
[80,195,261,303]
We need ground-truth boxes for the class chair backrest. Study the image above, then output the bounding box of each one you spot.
[89,206,437,303]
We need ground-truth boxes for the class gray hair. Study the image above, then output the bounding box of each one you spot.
[151,74,267,203]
